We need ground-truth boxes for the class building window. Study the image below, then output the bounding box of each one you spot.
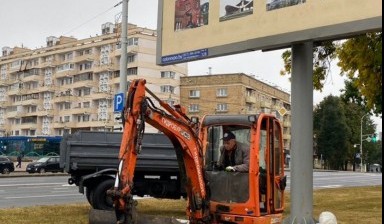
[128,37,139,46]
[216,88,227,97]
[161,71,175,79]
[83,88,91,96]
[160,85,175,93]
[127,54,136,63]
[11,60,22,68]
[216,103,228,112]
[74,73,93,82]
[64,102,71,110]
[57,63,74,72]
[62,52,73,61]
[246,88,254,97]
[189,104,199,112]
[128,67,138,75]
[79,62,93,71]
[189,90,200,98]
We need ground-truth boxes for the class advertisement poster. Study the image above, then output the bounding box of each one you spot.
[266,0,306,11]
[220,0,253,21]
[175,0,210,31]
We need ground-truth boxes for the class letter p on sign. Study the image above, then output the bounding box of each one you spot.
[114,93,124,112]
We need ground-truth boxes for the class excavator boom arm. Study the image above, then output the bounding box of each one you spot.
[111,79,210,223]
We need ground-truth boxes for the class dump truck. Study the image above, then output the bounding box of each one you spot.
[60,130,185,210]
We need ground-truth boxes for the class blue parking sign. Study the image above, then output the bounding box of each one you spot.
[114,93,124,112]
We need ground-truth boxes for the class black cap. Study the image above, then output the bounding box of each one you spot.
[221,131,236,141]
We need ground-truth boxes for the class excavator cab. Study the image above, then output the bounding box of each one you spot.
[201,114,286,223]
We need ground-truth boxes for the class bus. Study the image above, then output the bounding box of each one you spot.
[0,136,62,158]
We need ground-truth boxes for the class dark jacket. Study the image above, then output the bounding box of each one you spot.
[218,141,249,172]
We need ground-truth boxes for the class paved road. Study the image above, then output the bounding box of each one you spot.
[285,171,382,191]
[0,175,85,209]
[0,171,381,209]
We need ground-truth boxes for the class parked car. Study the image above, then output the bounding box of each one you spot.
[0,156,15,174]
[26,156,63,173]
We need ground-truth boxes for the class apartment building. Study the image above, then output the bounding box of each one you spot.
[180,73,292,152]
[0,22,187,137]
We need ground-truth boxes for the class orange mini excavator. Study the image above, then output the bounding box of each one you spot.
[108,79,286,224]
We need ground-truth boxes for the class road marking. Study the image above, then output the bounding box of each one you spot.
[54,187,71,190]
[6,193,80,199]
[319,185,343,189]
[0,183,63,187]
[52,190,75,193]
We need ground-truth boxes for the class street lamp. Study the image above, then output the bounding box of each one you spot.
[360,114,369,172]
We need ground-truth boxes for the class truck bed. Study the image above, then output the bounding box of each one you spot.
[60,131,179,175]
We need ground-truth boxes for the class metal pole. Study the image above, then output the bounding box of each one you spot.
[360,114,368,172]
[119,0,129,98]
[285,42,315,224]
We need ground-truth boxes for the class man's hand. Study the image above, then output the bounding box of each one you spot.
[225,166,236,172]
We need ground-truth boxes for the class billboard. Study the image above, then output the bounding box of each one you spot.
[157,0,382,65]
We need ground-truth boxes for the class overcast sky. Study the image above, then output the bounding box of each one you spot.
[0,0,381,132]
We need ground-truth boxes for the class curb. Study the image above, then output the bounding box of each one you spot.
[0,172,68,178]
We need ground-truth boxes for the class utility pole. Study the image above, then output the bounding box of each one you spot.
[360,114,369,172]
[119,0,129,100]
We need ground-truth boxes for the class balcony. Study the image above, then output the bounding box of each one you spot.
[6,88,27,96]
[20,98,43,106]
[92,91,113,100]
[40,60,58,68]
[5,111,22,118]
[93,63,119,73]
[36,109,55,117]
[0,79,11,86]
[17,122,38,130]
[0,101,10,108]
[54,69,78,78]
[88,119,114,128]
[245,95,256,103]
[52,121,66,129]
[73,54,95,63]
[112,45,139,57]
[70,107,96,115]
[22,73,43,83]
[283,120,291,127]
[52,95,74,103]
[283,134,291,140]
[8,65,21,74]
[260,101,272,108]
[39,84,56,92]
[71,79,97,89]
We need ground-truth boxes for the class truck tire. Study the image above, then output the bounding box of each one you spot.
[92,179,114,211]
[85,187,95,208]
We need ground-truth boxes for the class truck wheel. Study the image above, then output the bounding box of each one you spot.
[92,179,114,211]
[86,187,95,208]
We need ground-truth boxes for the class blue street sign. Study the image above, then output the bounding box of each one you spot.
[114,93,124,112]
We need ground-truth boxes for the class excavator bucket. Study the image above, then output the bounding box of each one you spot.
[89,209,189,224]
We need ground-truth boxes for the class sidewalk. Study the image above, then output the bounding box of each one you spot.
[13,161,30,172]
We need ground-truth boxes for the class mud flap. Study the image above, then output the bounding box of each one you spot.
[89,209,189,224]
